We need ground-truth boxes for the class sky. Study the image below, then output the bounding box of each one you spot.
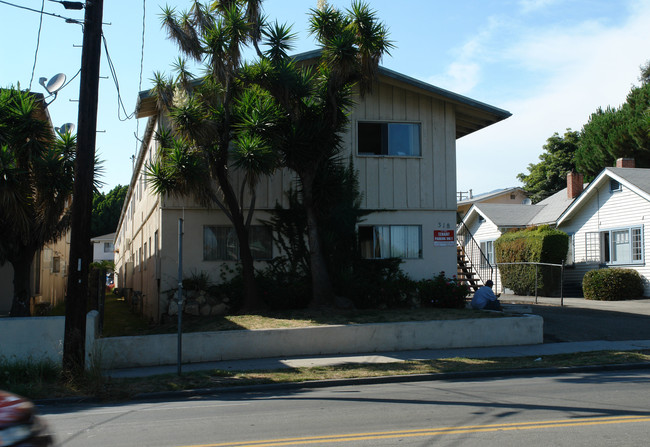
[1,0,649,196]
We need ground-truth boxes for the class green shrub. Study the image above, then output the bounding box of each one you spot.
[341,258,416,309]
[417,272,470,309]
[256,258,311,310]
[183,270,212,291]
[495,225,568,296]
[582,268,645,300]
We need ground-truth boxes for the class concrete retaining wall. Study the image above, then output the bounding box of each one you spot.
[1,313,543,370]
[0,312,97,366]
[96,314,543,369]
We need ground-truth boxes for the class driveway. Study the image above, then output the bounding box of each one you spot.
[501,295,650,343]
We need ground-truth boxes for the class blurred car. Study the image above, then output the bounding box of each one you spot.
[0,390,53,446]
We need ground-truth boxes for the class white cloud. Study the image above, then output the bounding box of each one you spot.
[519,0,562,14]
[455,1,650,194]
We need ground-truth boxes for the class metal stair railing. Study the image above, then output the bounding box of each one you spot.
[456,221,494,289]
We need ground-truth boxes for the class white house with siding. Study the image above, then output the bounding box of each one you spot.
[114,56,511,322]
[556,160,650,295]
[458,176,578,292]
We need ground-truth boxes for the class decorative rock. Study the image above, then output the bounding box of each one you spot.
[200,303,211,316]
[185,301,200,316]
[210,302,228,316]
[197,295,206,305]
[168,301,179,316]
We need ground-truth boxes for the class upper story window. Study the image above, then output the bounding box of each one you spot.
[358,122,421,157]
[610,179,621,192]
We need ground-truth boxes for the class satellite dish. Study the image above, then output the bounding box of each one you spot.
[39,73,66,94]
[56,123,76,134]
[522,198,532,205]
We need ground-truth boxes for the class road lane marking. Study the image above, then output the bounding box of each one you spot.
[179,415,650,446]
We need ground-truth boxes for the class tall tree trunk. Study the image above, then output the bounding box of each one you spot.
[301,174,334,307]
[9,248,36,317]
[214,164,264,312]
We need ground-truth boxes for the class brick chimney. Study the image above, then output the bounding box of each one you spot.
[616,158,635,168]
[567,171,583,199]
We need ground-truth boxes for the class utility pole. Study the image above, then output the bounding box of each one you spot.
[63,0,104,376]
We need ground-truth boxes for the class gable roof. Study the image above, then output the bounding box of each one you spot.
[457,187,526,207]
[530,187,576,225]
[91,232,116,243]
[471,203,545,228]
[465,186,576,229]
[556,167,650,226]
[135,50,511,138]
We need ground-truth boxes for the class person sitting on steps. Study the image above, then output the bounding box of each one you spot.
[470,280,501,311]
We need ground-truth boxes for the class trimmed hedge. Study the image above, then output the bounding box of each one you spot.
[582,268,644,301]
[494,225,568,296]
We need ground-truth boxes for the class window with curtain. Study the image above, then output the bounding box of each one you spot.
[203,226,273,261]
[359,225,422,259]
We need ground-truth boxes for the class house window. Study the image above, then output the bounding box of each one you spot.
[358,122,421,156]
[52,256,60,274]
[154,230,159,257]
[359,225,422,259]
[585,227,643,265]
[610,179,621,192]
[480,240,495,267]
[203,226,273,261]
[103,242,113,253]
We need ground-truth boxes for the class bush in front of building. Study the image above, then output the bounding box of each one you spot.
[582,268,644,300]
[495,225,568,296]
[417,272,470,309]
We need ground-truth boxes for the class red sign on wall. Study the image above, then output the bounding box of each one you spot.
[434,230,455,247]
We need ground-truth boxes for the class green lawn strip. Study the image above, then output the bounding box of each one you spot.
[101,296,503,337]
[6,351,649,401]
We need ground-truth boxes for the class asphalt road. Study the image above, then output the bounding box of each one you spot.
[42,370,650,446]
[529,304,650,343]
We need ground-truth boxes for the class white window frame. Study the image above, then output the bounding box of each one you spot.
[585,226,644,265]
[480,239,496,268]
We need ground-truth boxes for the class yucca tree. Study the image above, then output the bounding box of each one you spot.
[147,0,279,311]
[0,87,75,316]
[242,1,392,306]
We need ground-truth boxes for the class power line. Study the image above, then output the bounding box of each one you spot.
[101,33,135,121]
[135,0,146,157]
[0,0,81,23]
[28,0,46,90]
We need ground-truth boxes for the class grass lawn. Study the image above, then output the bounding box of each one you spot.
[100,293,504,337]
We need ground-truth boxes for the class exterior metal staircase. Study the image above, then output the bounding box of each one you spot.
[456,221,493,292]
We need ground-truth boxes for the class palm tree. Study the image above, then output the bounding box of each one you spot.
[242,1,392,306]
[146,1,278,311]
[0,87,75,316]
